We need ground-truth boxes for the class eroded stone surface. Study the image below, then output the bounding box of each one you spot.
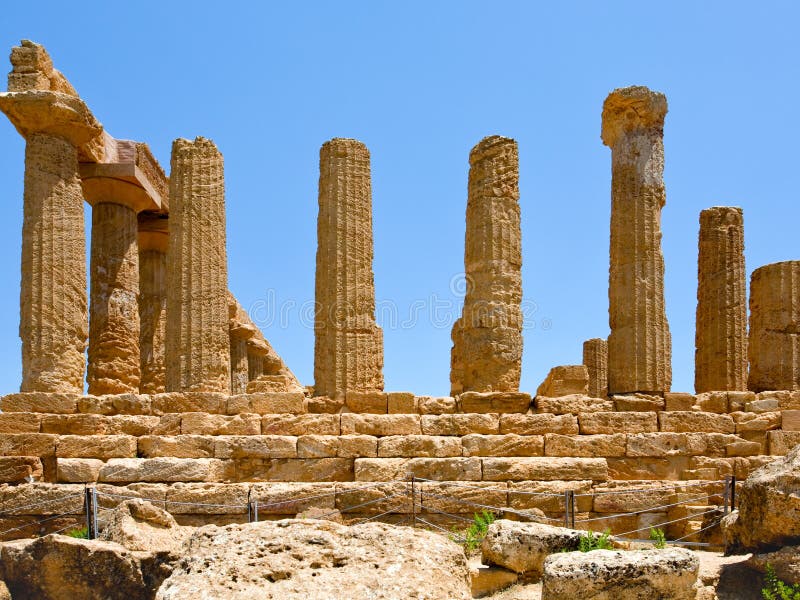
[165,137,230,393]
[583,338,608,399]
[451,136,522,395]
[695,207,747,393]
[314,138,383,397]
[602,86,672,395]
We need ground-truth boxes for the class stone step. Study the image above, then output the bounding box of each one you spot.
[0,480,729,541]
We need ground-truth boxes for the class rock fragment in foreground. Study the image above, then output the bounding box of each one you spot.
[722,443,800,552]
[480,519,590,578]
[541,548,699,600]
[156,519,471,599]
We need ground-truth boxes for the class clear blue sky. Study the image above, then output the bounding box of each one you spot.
[1,2,798,396]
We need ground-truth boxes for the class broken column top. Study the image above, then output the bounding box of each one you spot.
[469,135,516,164]
[601,86,668,147]
[172,136,221,157]
[321,137,368,156]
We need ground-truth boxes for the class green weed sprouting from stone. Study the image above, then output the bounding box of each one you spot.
[65,526,89,539]
[649,527,667,549]
[762,564,800,600]
[451,510,496,554]
[578,529,613,552]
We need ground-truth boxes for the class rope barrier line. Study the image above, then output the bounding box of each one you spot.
[318,491,409,519]
[351,509,402,526]
[418,505,475,524]
[614,508,719,539]
[573,493,717,524]
[673,518,723,542]
[414,489,562,523]
[413,478,564,497]
[414,516,453,535]
[573,480,723,498]
[0,510,80,538]
[0,492,84,516]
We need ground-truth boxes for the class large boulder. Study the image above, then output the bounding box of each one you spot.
[722,444,800,552]
[541,548,699,600]
[100,499,190,554]
[0,534,159,600]
[156,519,471,599]
[481,520,595,578]
[747,545,800,585]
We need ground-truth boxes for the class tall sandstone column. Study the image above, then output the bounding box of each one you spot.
[748,261,800,392]
[314,138,383,397]
[86,201,140,394]
[1,69,102,392]
[165,137,230,393]
[583,338,608,398]
[20,133,88,393]
[695,207,747,392]
[138,214,168,394]
[602,86,672,395]
[450,136,523,395]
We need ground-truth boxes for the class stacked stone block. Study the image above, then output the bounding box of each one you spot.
[695,207,747,393]
[602,86,672,395]
[451,136,523,395]
[749,261,800,392]
[314,138,383,397]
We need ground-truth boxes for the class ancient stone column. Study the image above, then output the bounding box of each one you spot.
[86,202,140,394]
[450,136,523,395]
[247,346,265,381]
[18,133,88,393]
[695,207,747,393]
[230,336,249,395]
[583,338,608,398]
[165,137,230,393]
[601,86,672,395]
[748,261,800,392]
[314,138,383,397]
[1,70,103,392]
[138,214,168,394]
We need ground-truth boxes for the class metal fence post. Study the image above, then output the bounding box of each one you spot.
[723,476,731,515]
[730,475,736,511]
[84,487,97,539]
[410,476,416,528]
[564,491,571,528]
[253,499,258,523]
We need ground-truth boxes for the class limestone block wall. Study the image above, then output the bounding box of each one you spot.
[0,387,795,539]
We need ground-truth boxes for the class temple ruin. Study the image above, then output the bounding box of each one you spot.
[0,42,799,547]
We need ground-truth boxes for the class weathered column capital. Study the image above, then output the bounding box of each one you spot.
[81,140,168,213]
[138,212,169,253]
[0,91,105,160]
[601,86,667,148]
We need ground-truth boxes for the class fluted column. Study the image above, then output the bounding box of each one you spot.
[247,346,265,381]
[165,137,230,393]
[138,214,168,394]
[230,336,249,395]
[314,138,383,397]
[748,261,800,392]
[450,136,522,395]
[695,207,747,392]
[602,86,672,395]
[583,338,608,398]
[86,202,139,394]
[19,133,88,392]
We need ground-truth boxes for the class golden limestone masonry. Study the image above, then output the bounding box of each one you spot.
[0,42,798,547]
[602,86,672,395]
